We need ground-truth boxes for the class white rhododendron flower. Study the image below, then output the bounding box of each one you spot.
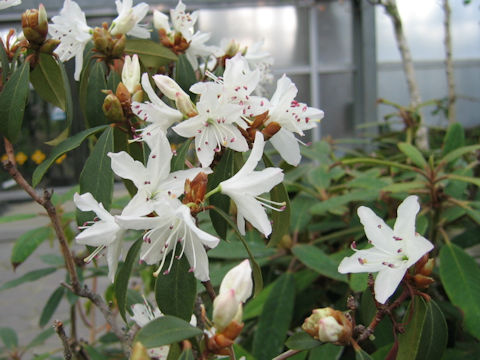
[110,0,149,39]
[116,199,219,281]
[0,0,21,11]
[121,54,140,93]
[108,134,208,216]
[220,132,284,237]
[49,0,92,80]
[74,192,126,282]
[266,75,324,166]
[338,195,434,304]
[170,0,198,41]
[131,73,183,146]
[173,89,248,167]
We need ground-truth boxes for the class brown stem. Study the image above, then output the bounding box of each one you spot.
[228,345,237,360]
[443,0,456,123]
[76,301,92,328]
[202,280,216,301]
[3,137,16,166]
[54,320,72,360]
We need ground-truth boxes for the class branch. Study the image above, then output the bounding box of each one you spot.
[443,0,456,123]
[54,320,72,360]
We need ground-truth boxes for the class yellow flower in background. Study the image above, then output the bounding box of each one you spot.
[1,154,8,162]
[31,150,46,164]
[55,154,67,164]
[15,152,28,165]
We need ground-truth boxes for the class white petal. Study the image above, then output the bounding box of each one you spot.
[108,151,146,188]
[219,259,253,303]
[106,239,123,282]
[393,195,420,241]
[74,192,112,221]
[184,235,210,281]
[270,128,301,166]
[163,167,212,197]
[173,116,204,138]
[357,206,397,254]
[232,131,265,179]
[177,206,219,248]
[405,234,434,268]
[76,221,119,246]
[233,195,272,237]
[338,248,387,274]
[374,266,408,304]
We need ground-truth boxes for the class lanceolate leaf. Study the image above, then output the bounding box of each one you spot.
[208,149,235,239]
[0,327,18,349]
[115,238,143,322]
[174,54,197,99]
[292,244,348,282]
[442,122,465,156]
[210,206,263,296]
[439,144,480,166]
[285,332,321,350]
[125,39,177,68]
[30,53,66,111]
[135,316,202,348]
[0,267,57,291]
[398,142,427,169]
[39,286,65,327]
[397,297,447,360]
[0,61,30,142]
[439,242,480,339]
[85,61,107,127]
[155,256,196,322]
[11,227,54,269]
[263,154,291,247]
[32,125,109,187]
[0,213,37,224]
[77,127,115,225]
[252,273,295,360]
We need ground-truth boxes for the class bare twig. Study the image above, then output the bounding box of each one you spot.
[54,320,72,360]
[202,280,217,301]
[272,349,301,360]
[443,0,456,123]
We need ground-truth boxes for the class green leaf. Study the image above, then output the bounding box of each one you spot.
[307,166,331,189]
[355,347,374,360]
[445,173,480,187]
[115,238,143,322]
[309,344,343,359]
[292,245,348,282]
[398,142,427,168]
[178,349,194,360]
[0,61,30,142]
[25,325,57,349]
[0,213,37,224]
[263,154,290,247]
[85,61,107,127]
[310,190,379,216]
[77,127,114,225]
[0,327,18,349]
[252,273,295,360]
[208,149,235,239]
[285,332,321,350]
[174,54,197,98]
[125,39,177,68]
[11,227,53,269]
[0,42,10,83]
[171,138,193,171]
[30,53,66,110]
[290,195,316,233]
[210,206,263,296]
[442,122,465,156]
[32,125,108,186]
[397,297,447,360]
[155,256,196,321]
[0,267,57,291]
[39,287,65,327]
[439,144,480,165]
[349,273,369,292]
[439,242,480,339]
[107,70,121,92]
[341,158,416,172]
[382,181,425,193]
[135,316,202,348]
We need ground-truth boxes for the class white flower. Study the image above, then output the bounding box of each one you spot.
[122,54,140,93]
[110,0,149,39]
[74,192,125,282]
[219,259,253,303]
[185,31,221,70]
[108,134,209,216]
[0,0,21,11]
[153,9,172,33]
[131,302,169,359]
[220,132,284,237]
[49,0,92,80]
[338,195,434,304]
[116,199,219,281]
[266,75,324,166]
[170,0,198,41]
[173,89,248,167]
[131,73,183,147]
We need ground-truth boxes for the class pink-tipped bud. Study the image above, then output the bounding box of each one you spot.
[219,259,253,303]
[302,307,352,345]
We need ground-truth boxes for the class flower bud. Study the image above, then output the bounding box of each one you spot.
[116,82,131,104]
[22,6,48,45]
[103,94,125,123]
[152,74,189,101]
[93,27,113,54]
[130,342,151,360]
[212,289,241,331]
[175,93,197,118]
[39,39,60,54]
[418,258,434,276]
[302,307,352,345]
[122,54,141,94]
[413,273,435,289]
[261,121,281,140]
[112,34,126,58]
[219,259,253,303]
[183,172,208,204]
[153,10,170,31]
[131,88,144,103]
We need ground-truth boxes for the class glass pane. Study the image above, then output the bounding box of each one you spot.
[198,6,309,68]
[316,1,353,66]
